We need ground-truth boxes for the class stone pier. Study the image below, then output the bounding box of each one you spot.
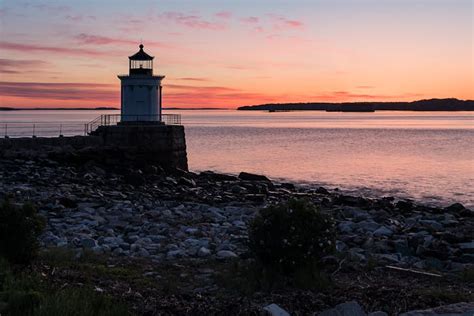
[0,124,188,170]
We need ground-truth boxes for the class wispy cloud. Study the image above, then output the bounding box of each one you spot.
[0,59,49,74]
[268,14,304,30]
[74,33,169,48]
[21,2,69,13]
[215,11,232,19]
[241,16,259,24]
[0,81,117,102]
[161,12,225,30]
[166,84,238,93]
[65,15,96,22]
[0,41,109,57]
[309,91,423,101]
[173,77,210,82]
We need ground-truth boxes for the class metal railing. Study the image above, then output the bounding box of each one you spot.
[1,122,87,138]
[85,114,181,134]
[1,114,181,138]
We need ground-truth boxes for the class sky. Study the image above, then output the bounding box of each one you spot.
[0,0,473,108]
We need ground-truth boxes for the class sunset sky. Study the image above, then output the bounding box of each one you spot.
[0,0,472,108]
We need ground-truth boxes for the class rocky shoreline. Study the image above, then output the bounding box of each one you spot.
[0,157,473,315]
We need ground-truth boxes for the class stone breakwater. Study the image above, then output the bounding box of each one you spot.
[0,157,472,273]
[0,124,188,170]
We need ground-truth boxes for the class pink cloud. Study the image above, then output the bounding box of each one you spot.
[0,59,50,74]
[215,11,232,19]
[74,33,169,48]
[161,12,225,30]
[166,84,238,93]
[241,16,259,24]
[0,81,117,102]
[308,91,423,101]
[65,15,96,22]
[0,41,109,57]
[268,14,304,29]
[174,77,210,82]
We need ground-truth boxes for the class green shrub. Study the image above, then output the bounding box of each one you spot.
[33,287,130,316]
[0,199,45,264]
[249,199,336,273]
[0,258,130,316]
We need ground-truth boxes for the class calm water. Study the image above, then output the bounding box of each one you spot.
[1,110,473,207]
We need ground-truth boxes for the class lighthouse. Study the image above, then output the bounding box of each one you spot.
[118,44,165,122]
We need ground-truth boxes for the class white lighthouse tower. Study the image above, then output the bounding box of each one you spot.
[118,44,165,122]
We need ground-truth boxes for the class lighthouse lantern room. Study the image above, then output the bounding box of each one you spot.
[118,44,165,122]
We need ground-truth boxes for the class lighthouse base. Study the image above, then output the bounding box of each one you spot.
[92,124,188,170]
[0,124,188,171]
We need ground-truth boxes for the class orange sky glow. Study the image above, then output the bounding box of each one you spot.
[0,0,473,108]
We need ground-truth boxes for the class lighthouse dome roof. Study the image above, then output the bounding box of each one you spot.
[129,44,154,61]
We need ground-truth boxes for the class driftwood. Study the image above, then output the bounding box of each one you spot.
[385,265,442,277]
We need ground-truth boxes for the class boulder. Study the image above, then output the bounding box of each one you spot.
[263,303,290,316]
[399,302,474,316]
[238,172,271,182]
[81,238,97,249]
[319,301,366,316]
[396,200,413,212]
[444,202,465,213]
[216,250,238,259]
[197,247,211,257]
[373,226,394,237]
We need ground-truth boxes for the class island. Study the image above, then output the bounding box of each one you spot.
[238,98,474,112]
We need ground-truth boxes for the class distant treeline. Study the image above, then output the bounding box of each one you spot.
[238,98,474,112]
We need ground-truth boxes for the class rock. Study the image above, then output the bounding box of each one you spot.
[138,248,150,257]
[373,226,393,237]
[357,220,380,233]
[185,228,199,235]
[124,172,145,186]
[396,200,413,212]
[238,172,271,182]
[167,249,185,258]
[216,250,238,259]
[178,177,196,187]
[348,248,367,263]
[444,202,465,213]
[245,194,266,203]
[338,221,355,233]
[59,196,77,208]
[399,302,474,316]
[316,186,329,194]
[263,303,290,316]
[458,241,474,253]
[230,185,245,194]
[81,238,97,249]
[368,312,387,316]
[280,182,295,190]
[319,301,366,316]
[335,195,369,208]
[419,220,444,231]
[197,247,211,257]
[200,171,238,181]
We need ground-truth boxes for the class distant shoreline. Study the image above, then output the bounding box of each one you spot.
[238,98,474,112]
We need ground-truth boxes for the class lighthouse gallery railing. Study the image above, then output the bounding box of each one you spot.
[85,114,181,134]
